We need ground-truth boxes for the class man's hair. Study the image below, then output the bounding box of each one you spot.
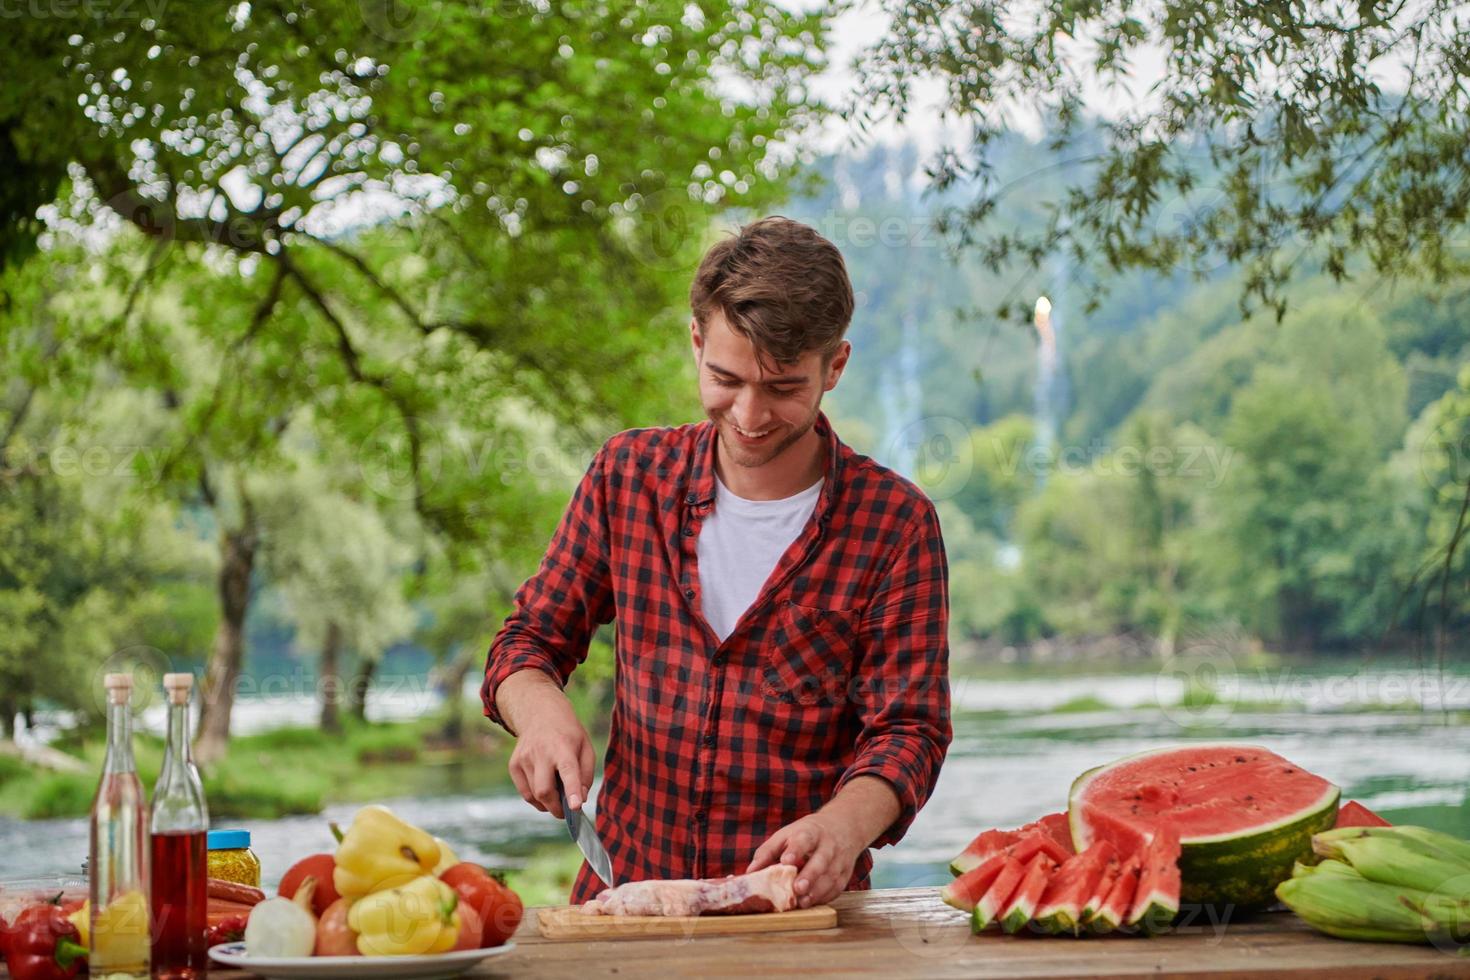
[689,216,854,365]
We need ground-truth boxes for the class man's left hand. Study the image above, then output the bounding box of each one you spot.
[746,810,866,908]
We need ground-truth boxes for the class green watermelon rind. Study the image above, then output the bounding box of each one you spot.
[1067,743,1342,911]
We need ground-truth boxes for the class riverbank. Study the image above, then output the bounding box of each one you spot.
[0,711,514,821]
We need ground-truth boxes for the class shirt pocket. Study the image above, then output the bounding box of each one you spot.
[761,601,861,706]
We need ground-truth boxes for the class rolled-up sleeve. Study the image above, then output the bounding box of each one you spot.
[834,501,951,846]
[481,444,616,732]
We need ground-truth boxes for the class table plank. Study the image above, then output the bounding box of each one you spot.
[5,886,1454,979]
[474,887,1470,979]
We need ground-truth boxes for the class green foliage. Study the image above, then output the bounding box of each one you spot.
[857,0,1470,320]
[24,774,96,820]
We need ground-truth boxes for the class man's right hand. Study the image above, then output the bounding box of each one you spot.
[497,669,596,819]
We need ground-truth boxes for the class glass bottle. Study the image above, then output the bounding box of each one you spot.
[150,673,210,979]
[90,672,151,979]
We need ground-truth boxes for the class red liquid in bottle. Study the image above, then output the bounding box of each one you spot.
[150,829,208,979]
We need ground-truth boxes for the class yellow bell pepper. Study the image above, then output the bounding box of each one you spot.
[333,804,441,897]
[347,875,460,956]
[431,837,460,876]
[68,899,89,948]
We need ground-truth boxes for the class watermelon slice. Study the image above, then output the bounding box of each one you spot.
[1334,800,1391,827]
[999,853,1056,934]
[1033,840,1117,935]
[970,856,1026,933]
[1126,824,1181,934]
[1079,853,1123,926]
[951,811,1075,876]
[1087,855,1140,934]
[941,854,1007,914]
[1069,743,1340,910]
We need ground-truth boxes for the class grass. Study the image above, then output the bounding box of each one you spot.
[0,702,513,821]
[502,841,585,908]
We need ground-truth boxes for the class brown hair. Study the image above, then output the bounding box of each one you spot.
[690,216,854,365]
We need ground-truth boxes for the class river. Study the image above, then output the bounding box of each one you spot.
[3,659,1467,895]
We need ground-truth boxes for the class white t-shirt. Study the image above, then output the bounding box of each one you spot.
[697,474,824,642]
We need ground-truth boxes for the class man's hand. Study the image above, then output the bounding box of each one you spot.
[746,776,902,907]
[498,669,595,819]
[745,810,867,908]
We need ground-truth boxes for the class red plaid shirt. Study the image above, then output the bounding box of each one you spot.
[481,412,951,905]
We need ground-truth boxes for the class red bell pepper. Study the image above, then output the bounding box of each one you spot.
[6,903,87,980]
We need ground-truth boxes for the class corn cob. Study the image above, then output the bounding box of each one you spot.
[1276,872,1437,944]
[1327,837,1470,900]
[1314,825,1470,872]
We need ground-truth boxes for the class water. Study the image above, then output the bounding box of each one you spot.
[4,665,1466,898]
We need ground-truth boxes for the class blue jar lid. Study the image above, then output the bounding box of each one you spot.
[207,829,251,850]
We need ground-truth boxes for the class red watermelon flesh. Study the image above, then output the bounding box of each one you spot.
[1010,832,1072,866]
[1335,800,1391,827]
[1088,855,1141,933]
[941,853,1008,914]
[1070,744,1338,854]
[1000,853,1058,935]
[970,856,1026,932]
[1033,840,1117,935]
[1069,743,1340,911]
[951,811,1075,876]
[1126,824,1181,934]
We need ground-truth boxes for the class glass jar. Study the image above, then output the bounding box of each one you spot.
[205,829,261,888]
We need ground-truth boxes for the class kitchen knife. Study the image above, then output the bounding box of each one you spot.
[558,775,615,889]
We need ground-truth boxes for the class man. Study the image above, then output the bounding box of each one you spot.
[481,216,951,908]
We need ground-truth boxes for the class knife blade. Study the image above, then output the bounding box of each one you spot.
[558,775,615,889]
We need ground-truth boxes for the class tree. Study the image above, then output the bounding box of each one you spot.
[857,0,1470,321]
[3,0,826,755]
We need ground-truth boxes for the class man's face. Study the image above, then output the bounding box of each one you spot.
[690,309,849,470]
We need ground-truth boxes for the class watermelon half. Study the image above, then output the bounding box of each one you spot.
[1069,743,1340,911]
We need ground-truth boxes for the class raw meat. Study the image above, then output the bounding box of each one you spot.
[580,864,799,916]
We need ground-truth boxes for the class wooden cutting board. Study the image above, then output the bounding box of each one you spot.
[536,903,838,940]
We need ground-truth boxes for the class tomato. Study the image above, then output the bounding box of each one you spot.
[451,902,483,951]
[278,853,340,917]
[313,898,359,957]
[438,863,523,947]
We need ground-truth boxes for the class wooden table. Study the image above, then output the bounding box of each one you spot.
[6,887,1459,979]
[471,887,1470,979]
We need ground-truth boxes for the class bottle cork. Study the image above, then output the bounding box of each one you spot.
[163,672,194,705]
[103,672,133,706]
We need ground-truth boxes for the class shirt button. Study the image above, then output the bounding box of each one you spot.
[683,525,695,536]
[694,810,706,824]
[685,587,695,599]
[685,492,696,504]
[712,654,726,667]
[703,732,716,747]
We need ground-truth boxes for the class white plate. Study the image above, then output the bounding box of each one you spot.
[207,941,516,979]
